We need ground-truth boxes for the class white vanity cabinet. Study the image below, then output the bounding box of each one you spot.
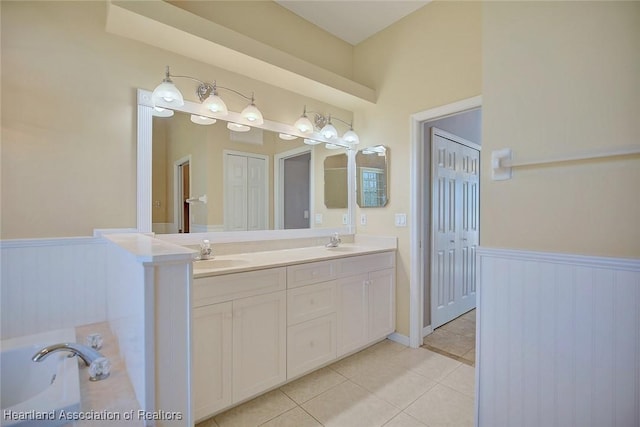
[192,249,395,421]
[286,263,338,379]
[336,252,396,357]
[192,267,286,421]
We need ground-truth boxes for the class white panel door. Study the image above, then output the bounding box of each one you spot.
[224,152,268,231]
[225,154,248,231]
[431,128,479,328]
[247,156,267,231]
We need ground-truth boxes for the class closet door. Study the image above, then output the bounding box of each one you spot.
[431,128,479,328]
[224,152,268,231]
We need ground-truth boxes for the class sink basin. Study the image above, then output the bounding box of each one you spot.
[325,246,360,252]
[194,258,248,270]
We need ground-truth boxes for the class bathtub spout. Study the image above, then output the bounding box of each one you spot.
[32,343,111,381]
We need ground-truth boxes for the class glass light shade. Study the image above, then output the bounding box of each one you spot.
[294,115,314,134]
[303,138,322,145]
[241,103,264,125]
[320,123,338,139]
[203,93,228,115]
[151,81,184,107]
[190,115,216,125]
[342,129,360,144]
[278,133,298,141]
[152,107,174,118]
[227,122,250,132]
[325,143,341,150]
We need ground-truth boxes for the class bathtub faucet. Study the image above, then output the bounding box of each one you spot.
[32,343,111,381]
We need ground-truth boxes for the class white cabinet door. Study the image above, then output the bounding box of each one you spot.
[192,302,232,421]
[368,269,396,341]
[337,273,369,357]
[232,291,287,403]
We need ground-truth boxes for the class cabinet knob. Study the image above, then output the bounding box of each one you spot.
[309,341,315,348]
[310,298,315,305]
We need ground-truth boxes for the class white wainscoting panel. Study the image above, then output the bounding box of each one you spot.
[477,248,640,427]
[1,238,108,340]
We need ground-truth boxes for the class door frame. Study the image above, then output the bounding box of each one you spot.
[408,95,482,349]
[173,155,192,233]
[274,146,314,230]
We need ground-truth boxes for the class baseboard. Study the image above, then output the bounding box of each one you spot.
[387,332,410,347]
[422,325,433,338]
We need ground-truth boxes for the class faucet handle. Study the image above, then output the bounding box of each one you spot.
[89,357,111,381]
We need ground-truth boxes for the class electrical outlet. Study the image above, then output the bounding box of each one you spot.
[395,213,407,227]
[342,214,349,225]
[315,213,323,224]
[360,214,367,225]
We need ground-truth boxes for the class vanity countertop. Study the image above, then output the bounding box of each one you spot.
[193,242,396,278]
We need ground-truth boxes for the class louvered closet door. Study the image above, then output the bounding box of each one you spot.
[431,128,479,328]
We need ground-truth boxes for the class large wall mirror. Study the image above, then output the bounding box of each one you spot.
[137,90,354,234]
[355,145,389,208]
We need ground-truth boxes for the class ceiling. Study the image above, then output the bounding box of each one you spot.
[275,0,431,45]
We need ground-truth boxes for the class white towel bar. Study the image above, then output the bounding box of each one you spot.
[491,146,640,180]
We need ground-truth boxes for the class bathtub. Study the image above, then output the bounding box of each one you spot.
[1,329,80,427]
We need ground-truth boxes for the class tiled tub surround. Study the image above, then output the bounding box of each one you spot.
[75,322,143,426]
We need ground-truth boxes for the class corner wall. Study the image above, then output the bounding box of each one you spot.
[353,1,482,336]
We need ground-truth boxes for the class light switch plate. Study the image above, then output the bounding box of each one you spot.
[315,213,323,224]
[395,213,407,227]
[342,214,349,225]
[360,214,367,225]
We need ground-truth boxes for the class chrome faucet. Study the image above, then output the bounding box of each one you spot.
[326,232,341,248]
[32,343,111,381]
[199,239,213,260]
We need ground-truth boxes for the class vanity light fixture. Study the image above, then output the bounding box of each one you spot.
[152,66,264,125]
[293,106,315,134]
[293,107,359,144]
[325,143,341,150]
[278,133,298,141]
[152,107,174,118]
[190,115,217,125]
[303,138,322,146]
[227,122,251,132]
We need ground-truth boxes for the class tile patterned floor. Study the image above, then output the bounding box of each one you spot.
[197,340,475,427]
[422,310,476,366]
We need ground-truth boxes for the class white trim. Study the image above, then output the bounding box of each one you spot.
[477,246,640,271]
[409,95,482,349]
[154,227,351,246]
[137,91,154,233]
[0,236,104,248]
[173,155,192,234]
[422,325,433,338]
[274,146,314,230]
[387,332,410,347]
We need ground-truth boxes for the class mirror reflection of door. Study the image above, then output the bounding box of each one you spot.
[283,152,311,229]
[177,160,190,233]
[324,154,348,208]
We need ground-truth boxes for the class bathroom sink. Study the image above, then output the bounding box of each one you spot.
[325,246,361,252]
[194,258,249,270]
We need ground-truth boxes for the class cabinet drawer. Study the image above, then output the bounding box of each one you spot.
[287,281,336,326]
[335,252,395,278]
[287,260,336,288]
[287,313,337,379]
[193,267,286,307]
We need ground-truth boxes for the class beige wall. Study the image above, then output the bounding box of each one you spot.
[168,0,354,80]
[353,1,482,335]
[1,1,351,238]
[482,1,640,258]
